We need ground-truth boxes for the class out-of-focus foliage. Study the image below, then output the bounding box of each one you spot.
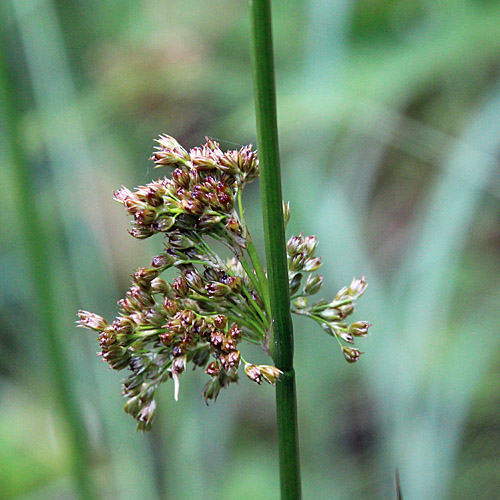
[1,0,499,499]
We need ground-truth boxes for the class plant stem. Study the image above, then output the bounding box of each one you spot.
[0,29,98,500]
[249,2,302,499]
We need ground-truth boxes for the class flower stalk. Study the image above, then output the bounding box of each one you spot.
[249,1,301,498]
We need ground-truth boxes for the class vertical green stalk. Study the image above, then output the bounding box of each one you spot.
[249,1,302,499]
[0,32,98,500]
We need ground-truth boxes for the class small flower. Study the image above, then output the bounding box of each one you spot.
[342,346,362,363]
[77,311,108,331]
[349,321,371,337]
[303,275,323,296]
[348,276,367,298]
[151,134,191,167]
[244,363,282,385]
[303,257,322,272]
[202,377,221,404]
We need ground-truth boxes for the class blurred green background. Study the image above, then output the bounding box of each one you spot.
[1,0,500,499]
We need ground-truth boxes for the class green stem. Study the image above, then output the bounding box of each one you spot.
[0,28,98,500]
[249,2,302,499]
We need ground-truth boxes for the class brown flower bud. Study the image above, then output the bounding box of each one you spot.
[128,286,155,308]
[128,225,155,239]
[217,193,233,211]
[133,267,160,288]
[289,273,303,295]
[154,216,176,232]
[210,330,224,348]
[151,277,170,295]
[184,269,205,293]
[172,168,191,189]
[244,363,262,384]
[228,325,242,340]
[172,277,190,298]
[302,235,318,258]
[349,321,371,337]
[202,377,221,404]
[342,346,362,363]
[303,257,322,272]
[160,330,174,346]
[303,275,323,295]
[222,338,237,352]
[287,235,303,257]
[214,315,227,329]
[225,217,242,234]
[98,328,116,347]
[113,186,133,204]
[259,365,282,385]
[172,356,186,373]
[220,350,240,371]
[289,253,306,272]
[206,361,221,377]
[151,134,190,168]
[205,282,232,297]
[197,214,223,230]
[77,310,109,331]
[112,316,135,335]
[163,298,180,316]
[151,253,174,269]
[348,276,367,298]
[134,208,157,225]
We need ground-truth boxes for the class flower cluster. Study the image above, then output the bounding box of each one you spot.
[114,134,257,245]
[286,233,371,363]
[78,135,371,430]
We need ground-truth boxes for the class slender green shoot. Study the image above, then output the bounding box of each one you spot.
[249,1,302,498]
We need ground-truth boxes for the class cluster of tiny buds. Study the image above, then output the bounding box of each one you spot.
[286,231,371,362]
[77,134,372,430]
[113,135,258,244]
[77,240,278,428]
